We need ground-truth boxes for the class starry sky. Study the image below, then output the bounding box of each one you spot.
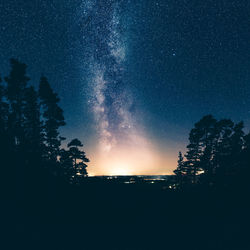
[0,0,249,175]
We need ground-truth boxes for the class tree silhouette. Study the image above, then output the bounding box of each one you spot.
[0,76,10,186]
[174,115,249,189]
[39,76,65,162]
[212,119,234,185]
[67,139,89,182]
[0,58,90,187]
[5,59,30,147]
[0,76,8,142]
[60,148,74,180]
[23,86,42,158]
[242,132,250,179]
[230,122,244,167]
[197,115,217,177]
[174,151,185,187]
[185,126,203,184]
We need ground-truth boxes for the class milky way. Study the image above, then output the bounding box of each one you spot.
[0,0,249,175]
[84,1,129,152]
[79,1,131,148]
[78,0,166,175]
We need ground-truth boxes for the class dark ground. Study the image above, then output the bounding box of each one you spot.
[3,178,250,250]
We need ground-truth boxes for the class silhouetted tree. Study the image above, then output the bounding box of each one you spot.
[242,132,250,177]
[23,86,42,160]
[0,76,9,185]
[212,121,244,186]
[5,59,30,148]
[39,76,65,162]
[67,139,89,183]
[59,148,74,181]
[212,119,234,184]
[3,59,32,191]
[185,127,202,184]
[0,76,8,141]
[174,115,249,189]
[174,152,185,187]
[77,162,88,177]
[230,122,244,168]
[1,58,93,195]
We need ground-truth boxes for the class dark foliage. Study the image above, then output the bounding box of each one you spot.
[0,59,89,194]
[39,76,66,162]
[173,115,250,190]
[60,138,89,184]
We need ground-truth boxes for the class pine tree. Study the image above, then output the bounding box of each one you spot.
[5,59,30,147]
[242,133,250,173]
[213,119,234,174]
[174,151,185,188]
[23,86,41,158]
[0,76,8,139]
[67,139,89,183]
[229,122,245,178]
[39,76,65,162]
[0,76,9,170]
[60,148,74,180]
[195,115,217,176]
[185,127,202,184]
[231,122,244,162]
[185,115,218,184]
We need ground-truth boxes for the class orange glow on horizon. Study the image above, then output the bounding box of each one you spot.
[87,129,177,176]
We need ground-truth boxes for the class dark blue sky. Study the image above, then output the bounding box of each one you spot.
[0,0,249,174]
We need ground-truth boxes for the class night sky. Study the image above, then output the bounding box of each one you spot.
[0,0,249,175]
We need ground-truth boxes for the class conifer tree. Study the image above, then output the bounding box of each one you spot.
[184,115,217,184]
[242,133,250,172]
[0,77,8,138]
[60,149,74,179]
[213,119,234,175]
[185,127,202,184]
[67,138,89,182]
[174,115,248,189]
[174,152,186,188]
[39,76,65,162]
[0,76,9,162]
[231,122,244,164]
[23,86,41,158]
[5,59,30,147]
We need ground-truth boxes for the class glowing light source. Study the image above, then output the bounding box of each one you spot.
[109,168,130,176]
[81,1,177,176]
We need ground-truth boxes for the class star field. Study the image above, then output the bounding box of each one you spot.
[0,0,249,175]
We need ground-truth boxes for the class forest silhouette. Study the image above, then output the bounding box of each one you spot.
[1,59,250,249]
[1,59,89,192]
[173,115,250,190]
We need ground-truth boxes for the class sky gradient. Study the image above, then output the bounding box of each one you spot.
[0,0,249,175]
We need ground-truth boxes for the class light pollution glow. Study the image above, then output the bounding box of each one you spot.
[87,131,177,176]
[82,1,177,176]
